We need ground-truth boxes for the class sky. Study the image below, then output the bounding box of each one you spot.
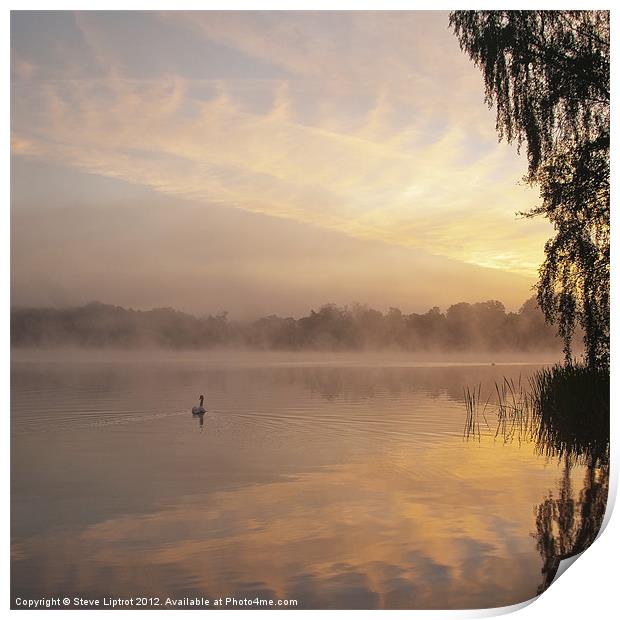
[10,11,552,318]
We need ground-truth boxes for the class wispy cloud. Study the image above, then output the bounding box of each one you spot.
[11,11,550,278]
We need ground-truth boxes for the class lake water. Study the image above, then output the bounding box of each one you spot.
[11,350,599,609]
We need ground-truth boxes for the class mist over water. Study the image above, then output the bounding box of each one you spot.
[11,298,569,355]
[11,349,590,609]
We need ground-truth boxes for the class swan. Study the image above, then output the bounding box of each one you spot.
[192,394,206,415]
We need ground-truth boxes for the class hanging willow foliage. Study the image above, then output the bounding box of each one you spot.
[450,10,609,369]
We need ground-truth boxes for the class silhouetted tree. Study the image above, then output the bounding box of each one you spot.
[450,11,609,368]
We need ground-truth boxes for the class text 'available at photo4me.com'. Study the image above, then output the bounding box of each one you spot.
[14,596,300,609]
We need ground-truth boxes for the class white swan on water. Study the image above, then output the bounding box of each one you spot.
[192,394,206,415]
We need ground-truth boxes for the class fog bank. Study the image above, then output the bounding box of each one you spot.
[11,298,568,355]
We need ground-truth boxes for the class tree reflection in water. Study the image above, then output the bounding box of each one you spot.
[530,369,609,595]
[533,452,609,594]
[463,370,609,596]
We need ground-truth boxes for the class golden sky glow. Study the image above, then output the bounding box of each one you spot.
[11,11,552,315]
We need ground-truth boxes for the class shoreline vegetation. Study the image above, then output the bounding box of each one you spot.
[11,297,567,352]
[464,363,609,463]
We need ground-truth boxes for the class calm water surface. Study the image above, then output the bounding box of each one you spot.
[11,351,594,609]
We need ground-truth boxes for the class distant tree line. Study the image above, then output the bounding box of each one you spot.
[11,298,564,352]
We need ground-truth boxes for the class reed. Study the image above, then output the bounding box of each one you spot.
[463,362,609,463]
[528,363,609,461]
[463,383,491,441]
